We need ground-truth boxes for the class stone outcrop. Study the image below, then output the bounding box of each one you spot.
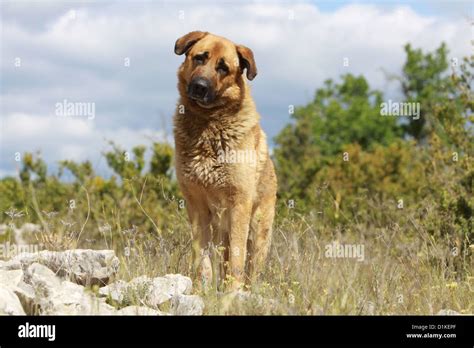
[2,249,120,286]
[0,249,204,315]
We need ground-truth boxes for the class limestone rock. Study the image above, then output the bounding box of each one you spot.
[437,309,460,315]
[23,263,114,315]
[100,274,194,308]
[0,268,37,314]
[170,294,205,315]
[0,246,203,315]
[14,281,36,315]
[98,280,127,303]
[4,249,119,286]
[0,269,23,288]
[0,285,25,315]
[26,262,61,291]
[117,306,165,315]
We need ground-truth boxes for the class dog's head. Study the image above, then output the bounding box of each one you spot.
[175,31,257,109]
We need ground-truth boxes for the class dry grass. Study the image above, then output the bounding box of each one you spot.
[5,185,472,315]
[86,205,472,315]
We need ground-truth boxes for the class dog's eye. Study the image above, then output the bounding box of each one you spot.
[193,54,206,65]
[217,63,229,75]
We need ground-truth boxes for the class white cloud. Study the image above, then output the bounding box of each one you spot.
[0,1,471,177]
[1,113,169,177]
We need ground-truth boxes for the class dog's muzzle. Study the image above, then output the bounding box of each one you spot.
[187,77,214,104]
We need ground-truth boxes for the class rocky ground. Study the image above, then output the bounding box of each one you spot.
[0,249,204,315]
[0,224,463,315]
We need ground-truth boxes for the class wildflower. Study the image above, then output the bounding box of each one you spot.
[122,225,138,236]
[42,210,58,219]
[5,208,24,219]
[99,223,111,233]
[60,220,76,228]
[445,282,458,289]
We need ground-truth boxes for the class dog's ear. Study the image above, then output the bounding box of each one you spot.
[174,31,208,56]
[236,45,257,80]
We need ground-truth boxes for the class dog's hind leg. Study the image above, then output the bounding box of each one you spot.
[247,196,275,285]
[247,158,277,284]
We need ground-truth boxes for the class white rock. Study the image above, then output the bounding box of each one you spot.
[47,298,117,315]
[99,280,127,303]
[99,274,194,308]
[0,285,25,315]
[0,269,23,288]
[26,262,61,291]
[6,249,119,286]
[163,274,193,295]
[14,281,36,314]
[117,306,165,316]
[1,247,202,315]
[437,309,460,315]
[51,281,87,305]
[39,280,116,315]
[0,259,22,270]
[170,294,204,315]
[218,289,278,314]
[0,268,37,314]
[145,274,193,306]
[20,262,113,315]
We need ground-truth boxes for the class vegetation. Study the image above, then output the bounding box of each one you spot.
[0,43,472,314]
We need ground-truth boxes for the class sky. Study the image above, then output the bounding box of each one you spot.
[0,0,472,179]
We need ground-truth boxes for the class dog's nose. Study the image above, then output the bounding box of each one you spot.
[188,77,211,101]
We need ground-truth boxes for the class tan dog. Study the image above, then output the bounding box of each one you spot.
[173,31,277,290]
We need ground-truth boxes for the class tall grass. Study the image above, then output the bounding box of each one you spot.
[3,182,471,315]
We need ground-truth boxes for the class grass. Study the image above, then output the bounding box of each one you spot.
[3,174,474,315]
[6,187,471,316]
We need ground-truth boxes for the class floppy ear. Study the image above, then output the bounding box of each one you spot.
[174,31,208,55]
[236,45,257,80]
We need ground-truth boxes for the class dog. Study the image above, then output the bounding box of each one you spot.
[173,31,277,290]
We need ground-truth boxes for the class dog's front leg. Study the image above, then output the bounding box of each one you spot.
[186,199,212,291]
[227,196,252,290]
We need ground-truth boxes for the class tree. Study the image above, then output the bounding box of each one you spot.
[150,142,174,179]
[400,43,454,141]
[104,142,146,180]
[274,74,402,201]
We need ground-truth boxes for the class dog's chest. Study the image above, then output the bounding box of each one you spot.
[178,124,241,188]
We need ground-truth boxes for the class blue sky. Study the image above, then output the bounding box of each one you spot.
[314,0,471,15]
[0,0,472,179]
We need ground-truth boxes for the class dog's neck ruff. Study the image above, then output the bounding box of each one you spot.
[174,98,259,188]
